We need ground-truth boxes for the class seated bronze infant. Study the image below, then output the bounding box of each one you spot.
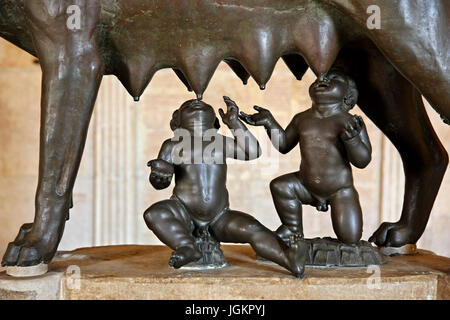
[144,96,308,278]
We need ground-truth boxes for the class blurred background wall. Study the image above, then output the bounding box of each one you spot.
[0,38,449,258]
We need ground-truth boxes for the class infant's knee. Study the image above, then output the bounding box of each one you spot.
[143,203,170,226]
[143,208,156,226]
[336,228,362,245]
[270,177,288,196]
[333,214,362,245]
[331,189,362,245]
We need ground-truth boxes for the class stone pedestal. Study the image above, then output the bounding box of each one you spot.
[0,245,448,300]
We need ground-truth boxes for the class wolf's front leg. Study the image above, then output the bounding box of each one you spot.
[2,0,104,267]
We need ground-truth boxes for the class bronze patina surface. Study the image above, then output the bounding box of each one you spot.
[0,0,448,267]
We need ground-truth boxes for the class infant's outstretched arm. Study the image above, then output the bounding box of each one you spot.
[148,139,175,190]
[220,97,262,161]
[341,115,372,169]
[240,107,300,154]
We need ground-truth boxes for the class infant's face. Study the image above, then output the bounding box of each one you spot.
[179,101,216,130]
[309,72,349,106]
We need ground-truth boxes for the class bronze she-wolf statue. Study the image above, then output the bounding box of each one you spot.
[0,0,448,267]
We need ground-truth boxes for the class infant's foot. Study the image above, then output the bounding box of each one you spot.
[276,225,304,245]
[285,234,309,279]
[169,246,202,269]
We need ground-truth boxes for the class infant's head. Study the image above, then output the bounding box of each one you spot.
[170,99,220,131]
[309,68,358,111]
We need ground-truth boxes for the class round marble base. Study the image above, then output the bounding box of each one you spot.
[380,244,417,256]
[6,263,48,278]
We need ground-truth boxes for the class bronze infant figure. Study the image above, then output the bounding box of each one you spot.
[241,68,372,246]
[144,97,308,278]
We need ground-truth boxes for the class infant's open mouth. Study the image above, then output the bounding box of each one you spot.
[315,82,330,89]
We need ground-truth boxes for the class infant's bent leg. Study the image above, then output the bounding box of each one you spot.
[330,188,363,244]
[143,200,195,250]
[211,211,305,276]
[270,173,314,238]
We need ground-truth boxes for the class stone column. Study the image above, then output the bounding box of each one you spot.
[92,77,138,246]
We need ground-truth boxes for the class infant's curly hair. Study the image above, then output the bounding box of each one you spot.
[328,67,359,111]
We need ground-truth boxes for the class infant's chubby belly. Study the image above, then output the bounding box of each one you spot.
[173,185,230,223]
[298,164,354,199]
[173,164,230,222]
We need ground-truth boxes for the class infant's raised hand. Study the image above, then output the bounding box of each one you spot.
[341,115,364,141]
[219,96,240,126]
[239,106,274,127]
